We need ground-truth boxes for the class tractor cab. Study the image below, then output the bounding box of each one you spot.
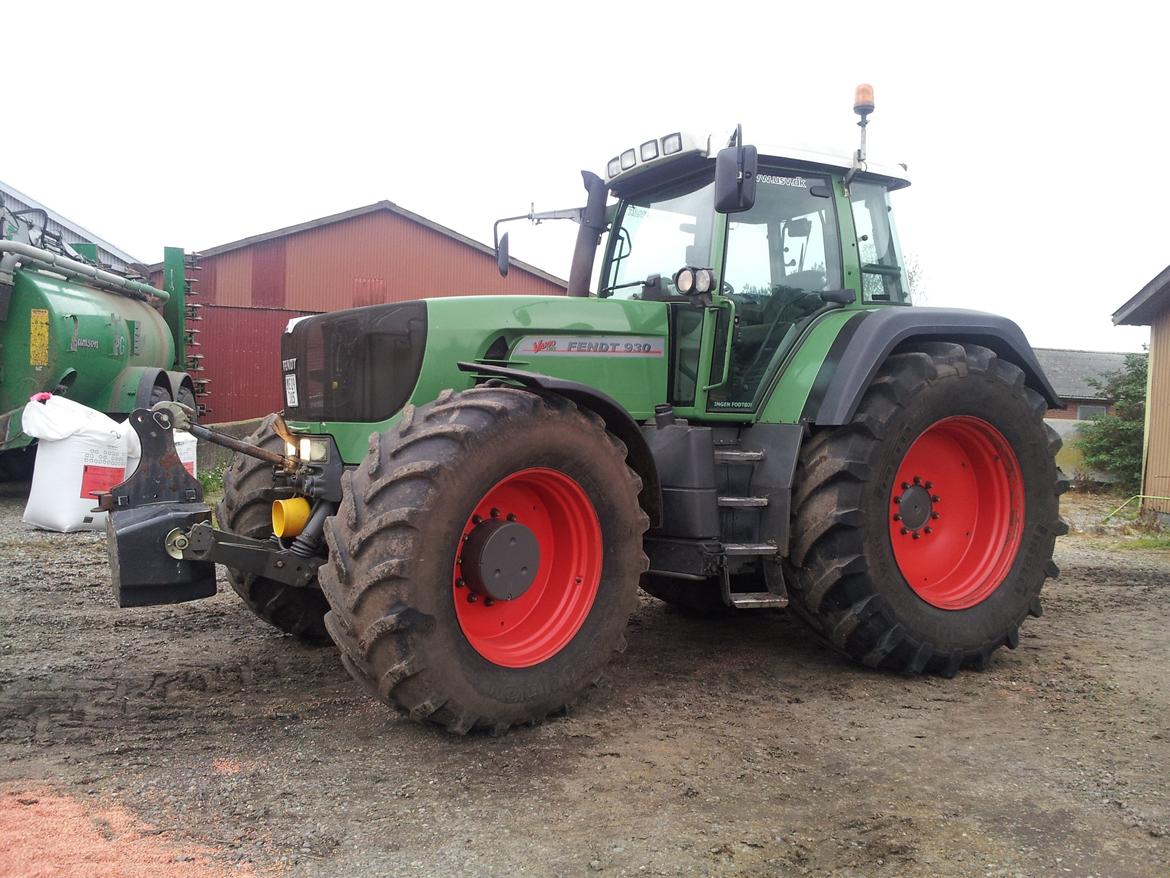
[595,131,912,417]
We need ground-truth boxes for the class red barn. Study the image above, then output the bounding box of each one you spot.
[169,201,565,423]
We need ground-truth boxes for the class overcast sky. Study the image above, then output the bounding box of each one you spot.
[5,2,1165,352]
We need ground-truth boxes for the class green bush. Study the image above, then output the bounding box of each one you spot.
[197,463,227,495]
[1076,351,1148,495]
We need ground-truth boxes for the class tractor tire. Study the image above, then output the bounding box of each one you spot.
[639,574,731,615]
[215,415,330,643]
[787,342,1067,676]
[318,386,649,734]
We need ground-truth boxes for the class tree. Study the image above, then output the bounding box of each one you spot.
[904,253,926,304]
[1076,350,1148,494]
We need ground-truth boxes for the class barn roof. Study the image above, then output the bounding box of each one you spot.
[1114,264,1170,326]
[1033,348,1132,400]
[0,178,142,268]
[191,200,566,288]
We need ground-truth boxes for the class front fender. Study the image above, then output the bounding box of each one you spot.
[457,361,663,528]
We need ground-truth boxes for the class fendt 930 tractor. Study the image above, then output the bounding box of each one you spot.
[101,88,1067,734]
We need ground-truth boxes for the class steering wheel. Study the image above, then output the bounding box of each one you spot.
[721,281,735,295]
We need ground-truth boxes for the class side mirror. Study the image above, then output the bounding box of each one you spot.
[714,144,758,214]
[496,231,510,277]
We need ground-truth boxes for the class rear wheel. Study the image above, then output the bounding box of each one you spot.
[216,415,330,642]
[318,386,649,734]
[787,342,1068,675]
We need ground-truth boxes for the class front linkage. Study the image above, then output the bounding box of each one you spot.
[98,403,340,608]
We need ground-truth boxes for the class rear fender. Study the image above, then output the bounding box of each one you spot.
[801,307,1063,425]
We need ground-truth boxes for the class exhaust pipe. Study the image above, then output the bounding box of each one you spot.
[567,171,608,297]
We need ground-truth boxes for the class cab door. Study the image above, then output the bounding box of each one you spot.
[705,170,845,413]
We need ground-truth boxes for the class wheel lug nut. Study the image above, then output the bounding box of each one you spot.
[893,497,902,505]
[913,476,921,485]
[931,495,941,502]
[472,515,482,525]
[490,508,500,519]
[931,512,940,520]
[924,481,933,489]
[467,593,478,603]
[893,514,902,521]
[484,597,494,607]
[455,577,465,588]
[901,482,910,490]
[507,513,517,521]
[924,527,932,535]
[900,527,908,535]
[912,531,921,540]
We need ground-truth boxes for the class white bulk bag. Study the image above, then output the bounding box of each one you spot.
[21,397,199,533]
[22,396,126,533]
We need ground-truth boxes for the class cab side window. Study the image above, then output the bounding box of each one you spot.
[850,181,908,304]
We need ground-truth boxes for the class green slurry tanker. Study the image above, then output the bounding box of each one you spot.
[0,207,202,477]
[100,88,1068,734]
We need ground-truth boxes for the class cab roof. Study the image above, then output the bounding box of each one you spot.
[604,131,911,198]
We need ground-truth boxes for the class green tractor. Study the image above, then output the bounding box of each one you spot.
[102,88,1067,734]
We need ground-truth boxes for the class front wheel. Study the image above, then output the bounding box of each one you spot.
[319,387,649,734]
[787,342,1068,675]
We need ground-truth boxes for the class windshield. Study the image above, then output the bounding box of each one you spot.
[602,175,716,298]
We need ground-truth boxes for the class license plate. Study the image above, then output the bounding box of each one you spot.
[284,373,299,408]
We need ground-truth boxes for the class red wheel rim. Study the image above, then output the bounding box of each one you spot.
[889,416,1025,610]
[453,467,602,667]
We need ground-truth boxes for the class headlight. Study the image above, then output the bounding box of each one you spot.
[694,268,713,294]
[640,139,659,161]
[620,149,636,170]
[289,437,329,462]
[674,268,695,294]
[662,132,683,155]
[607,157,622,178]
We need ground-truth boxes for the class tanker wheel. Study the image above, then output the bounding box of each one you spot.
[640,574,732,615]
[787,342,1068,675]
[215,414,330,643]
[177,385,197,415]
[318,386,649,734]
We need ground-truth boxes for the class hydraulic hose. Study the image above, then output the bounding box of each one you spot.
[0,241,168,304]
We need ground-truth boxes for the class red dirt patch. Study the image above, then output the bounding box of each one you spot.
[0,787,256,878]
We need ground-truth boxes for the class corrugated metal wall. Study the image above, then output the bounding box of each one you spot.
[200,306,314,423]
[1144,310,1170,513]
[194,208,565,422]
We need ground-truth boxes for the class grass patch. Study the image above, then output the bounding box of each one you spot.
[1111,535,1170,551]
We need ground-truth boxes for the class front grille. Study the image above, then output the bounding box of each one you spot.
[281,301,427,422]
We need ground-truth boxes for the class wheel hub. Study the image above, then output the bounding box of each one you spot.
[888,416,1024,610]
[895,480,936,533]
[461,519,540,602]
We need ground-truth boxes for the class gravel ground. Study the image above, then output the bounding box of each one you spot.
[0,484,1167,877]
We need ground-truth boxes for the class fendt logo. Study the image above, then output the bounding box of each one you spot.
[514,335,665,358]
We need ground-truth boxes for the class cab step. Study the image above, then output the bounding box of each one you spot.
[725,591,789,609]
[723,542,778,556]
[718,496,768,508]
[714,449,765,464]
